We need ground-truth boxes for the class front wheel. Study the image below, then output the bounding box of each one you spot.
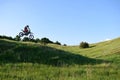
[19,32,24,37]
[29,34,34,39]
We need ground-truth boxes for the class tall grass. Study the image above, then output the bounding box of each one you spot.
[0,63,119,80]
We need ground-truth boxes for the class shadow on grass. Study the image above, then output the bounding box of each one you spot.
[0,39,109,66]
[89,45,96,48]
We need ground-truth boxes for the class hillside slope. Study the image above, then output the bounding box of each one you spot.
[48,37,120,65]
[0,39,105,66]
[0,38,120,80]
[0,37,120,66]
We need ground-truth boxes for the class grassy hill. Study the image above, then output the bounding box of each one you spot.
[0,38,120,80]
[0,39,105,66]
[49,37,120,65]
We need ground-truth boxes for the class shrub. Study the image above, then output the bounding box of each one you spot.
[15,35,21,41]
[22,37,30,41]
[63,44,67,46]
[0,35,14,40]
[40,37,53,43]
[55,41,61,45]
[40,37,53,45]
[35,38,40,43]
[79,42,89,48]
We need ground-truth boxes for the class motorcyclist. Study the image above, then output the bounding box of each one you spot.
[23,25,30,34]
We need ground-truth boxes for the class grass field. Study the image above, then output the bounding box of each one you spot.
[0,38,120,80]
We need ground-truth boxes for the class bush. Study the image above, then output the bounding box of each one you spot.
[40,37,53,45]
[79,42,89,48]
[0,35,14,40]
[22,37,30,41]
[63,44,67,46]
[54,41,61,45]
[35,38,40,43]
[15,35,21,41]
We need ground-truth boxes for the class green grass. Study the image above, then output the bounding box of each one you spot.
[0,38,120,80]
[0,63,119,80]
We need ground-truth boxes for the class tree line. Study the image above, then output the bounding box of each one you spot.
[0,35,90,48]
[0,35,63,46]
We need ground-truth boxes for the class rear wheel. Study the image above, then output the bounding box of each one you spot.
[19,32,24,37]
[29,34,34,39]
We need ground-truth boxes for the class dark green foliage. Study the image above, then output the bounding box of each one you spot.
[0,35,14,40]
[15,35,21,41]
[0,40,16,54]
[55,41,61,45]
[0,35,63,45]
[79,42,89,48]
[22,37,30,41]
[35,38,40,43]
[22,37,38,43]
[63,44,67,46]
[40,37,53,45]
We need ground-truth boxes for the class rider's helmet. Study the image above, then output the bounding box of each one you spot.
[26,25,29,28]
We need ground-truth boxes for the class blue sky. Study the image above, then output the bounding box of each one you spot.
[0,0,120,45]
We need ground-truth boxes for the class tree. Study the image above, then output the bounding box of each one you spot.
[35,38,40,43]
[55,41,61,45]
[79,42,89,48]
[22,37,29,41]
[40,37,53,45]
[63,44,67,46]
[15,35,21,41]
[0,35,14,40]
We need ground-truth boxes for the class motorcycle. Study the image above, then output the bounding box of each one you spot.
[19,30,34,39]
